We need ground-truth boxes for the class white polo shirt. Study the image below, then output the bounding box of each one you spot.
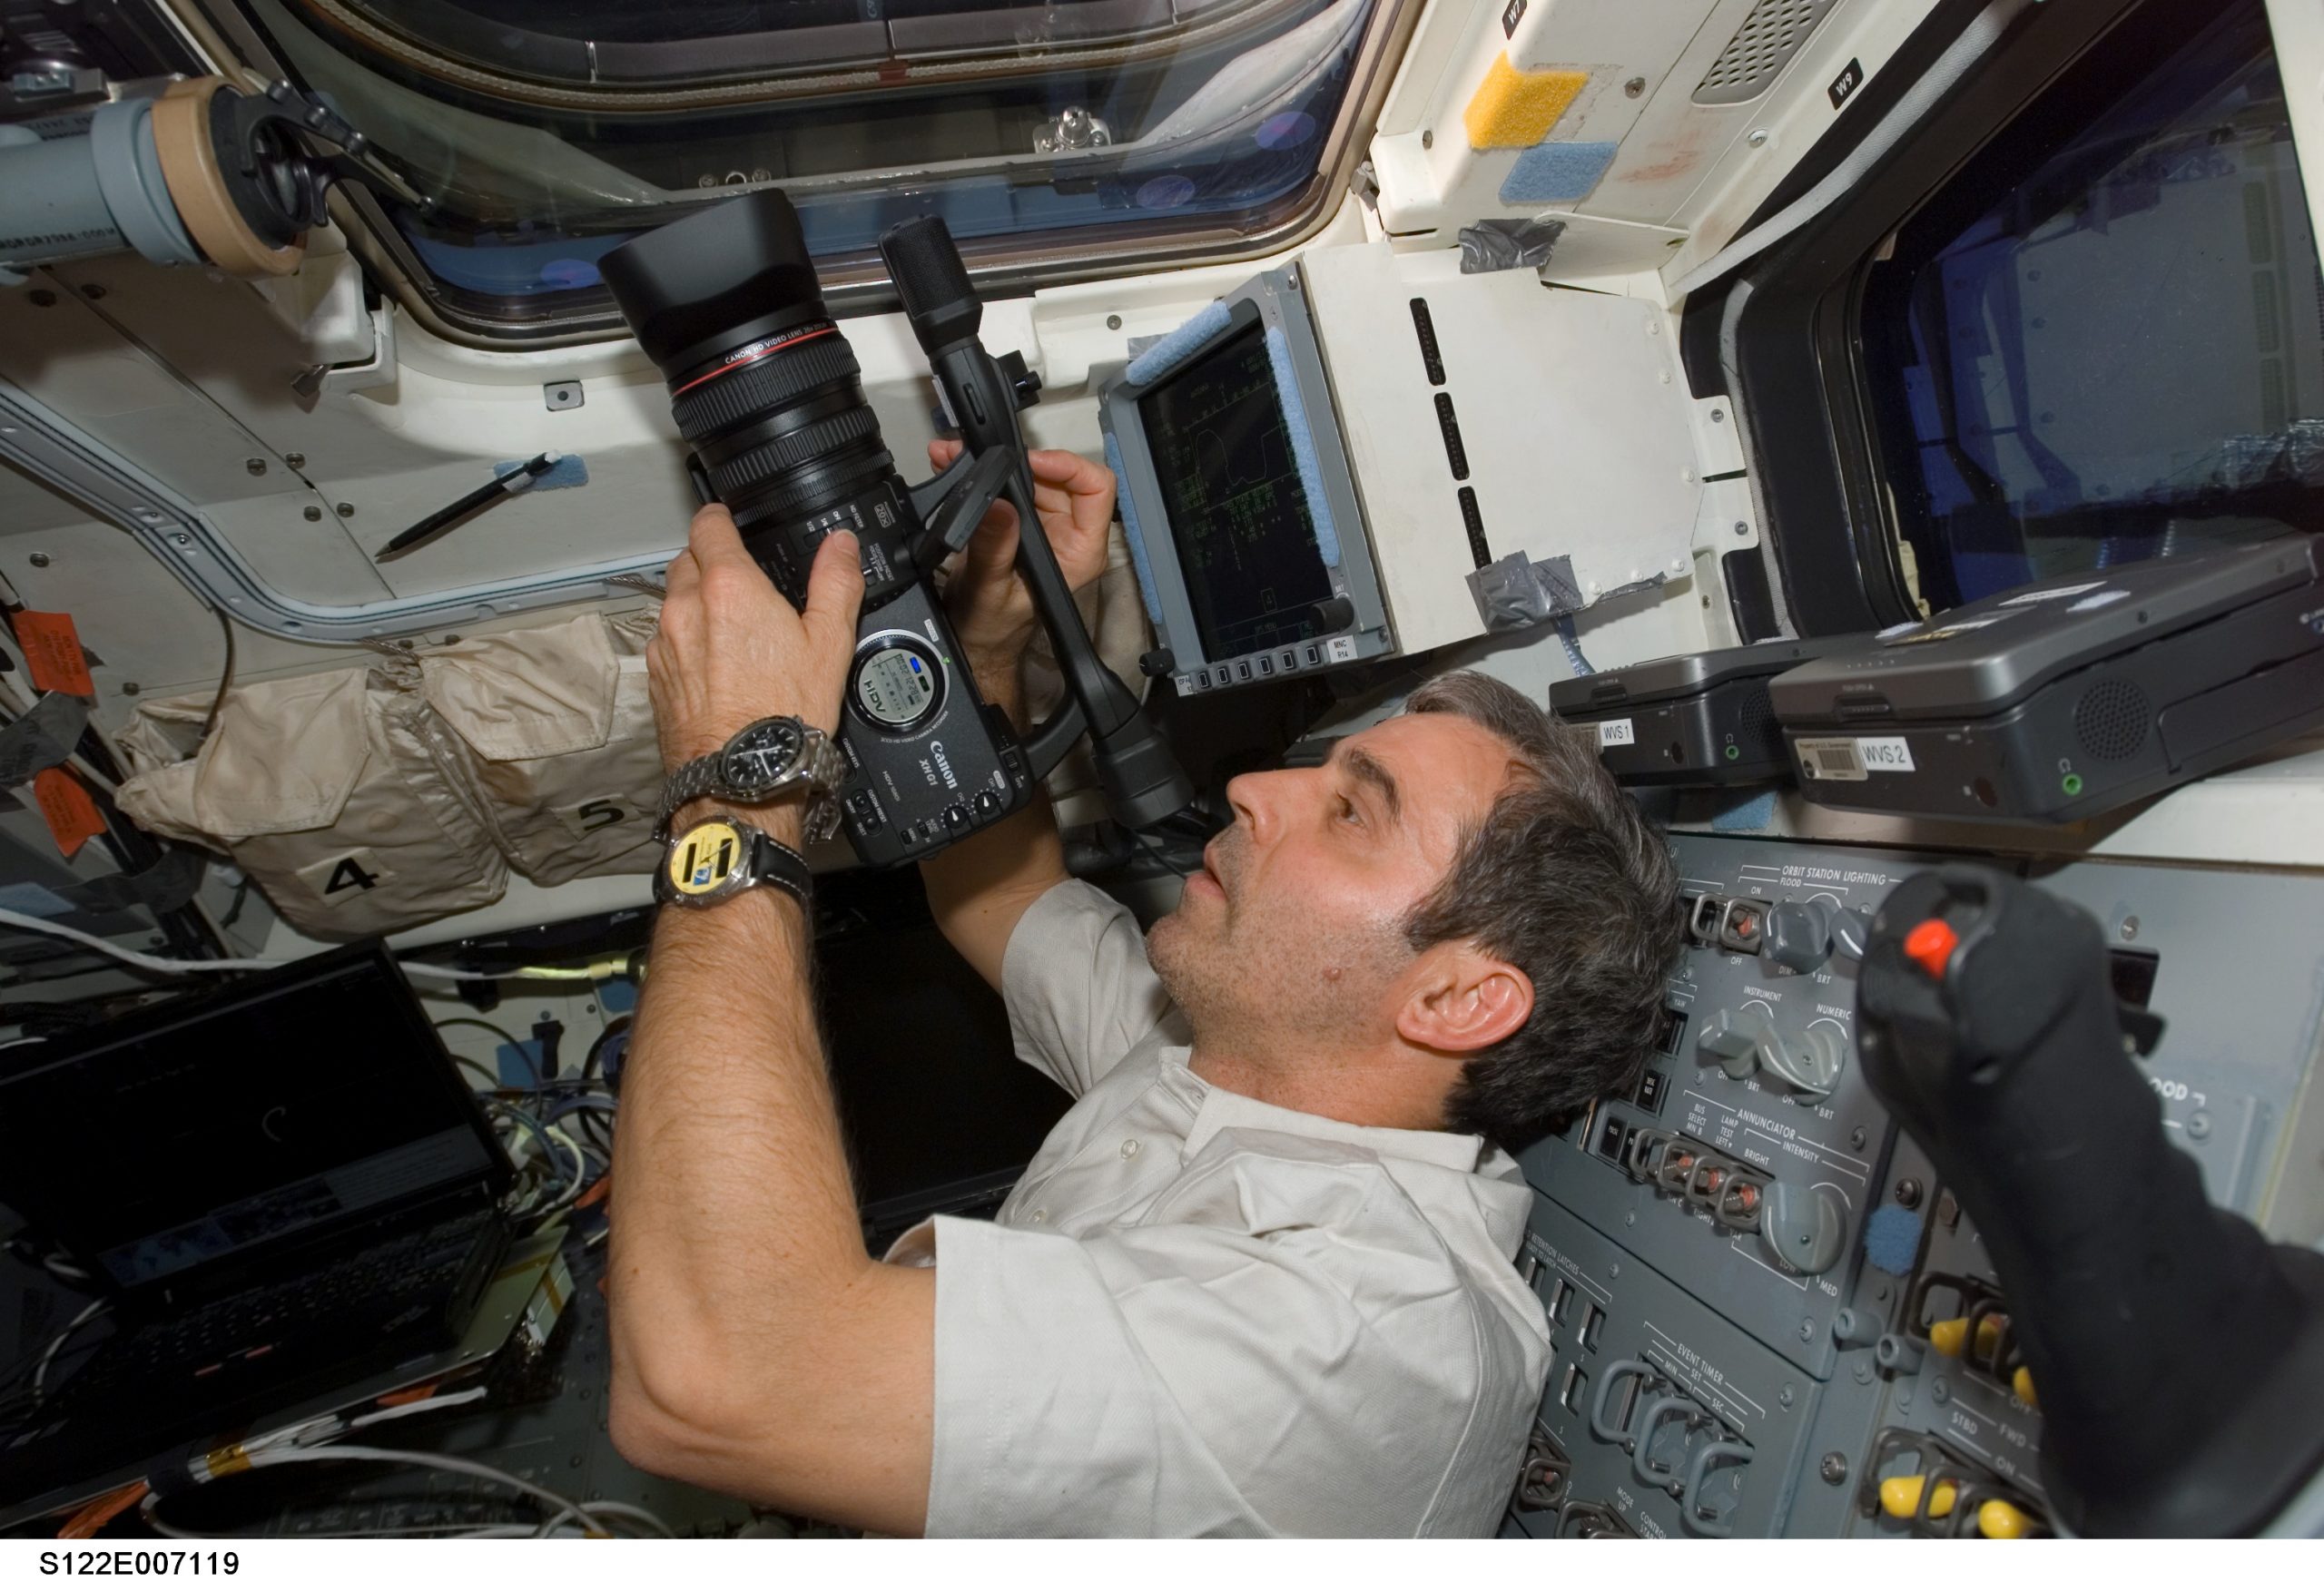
[883,879,1552,1537]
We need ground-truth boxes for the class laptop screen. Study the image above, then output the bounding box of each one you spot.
[0,947,501,1292]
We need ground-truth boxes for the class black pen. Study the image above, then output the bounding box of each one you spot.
[373,452,560,561]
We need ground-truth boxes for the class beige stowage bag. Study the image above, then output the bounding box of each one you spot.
[114,665,508,940]
[113,612,670,941]
[419,612,664,886]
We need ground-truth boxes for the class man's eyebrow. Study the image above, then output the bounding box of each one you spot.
[1336,744,1403,823]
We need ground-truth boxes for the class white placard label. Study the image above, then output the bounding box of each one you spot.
[1858,737,1915,771]
[1326,634,1358,663]
[1797,736,1915,780]
[1598,719,1636,748]
[2002,581,2105,605]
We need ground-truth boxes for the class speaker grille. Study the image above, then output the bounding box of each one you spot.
[1737,686,1779,754]
[1695,0,1840,105]
[2073,679,2152,762]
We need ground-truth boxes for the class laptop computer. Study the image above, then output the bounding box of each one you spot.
[0,943,516,1504]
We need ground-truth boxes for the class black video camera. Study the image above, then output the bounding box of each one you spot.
[601,192,1190,867]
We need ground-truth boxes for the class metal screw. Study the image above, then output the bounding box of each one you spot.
[1422,129,1433,149]
[1609,1262,1620,1278]
[1777,1385,1795,1410]
[1931,1378,1950,1405]
[171,533,191,546]
[1624,1210,1636,1225]
[81,283,107,300]
[1624,76,1646,98]
[303,506,322,521]
[1820,1452,1848,1486]
[2118,916,2140,942]
[26,289,56,307]
[1106,314,1122,330]
[1747,128,1770,147]
[1854,1361,1873,1384]
[27,552,50,567]
[246,457,268,477]
[1894,1177,1923,1209]
[1797,1320,1815,1342]
[2187,1111,2211,1140]
[1849,1125,1867,1151]
[336,502,356,517]
[284,451,306,469]
[121,682,140,695]
[1733,521,1749,536]
[1710,408,1726,423]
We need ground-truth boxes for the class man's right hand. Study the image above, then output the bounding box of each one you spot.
[930,440,1117,693]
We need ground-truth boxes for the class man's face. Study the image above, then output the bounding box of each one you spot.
[1148,712,1520,1048]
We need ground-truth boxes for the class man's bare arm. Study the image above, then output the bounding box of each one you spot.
[607,510,932,1533]
[918,443,1119,993]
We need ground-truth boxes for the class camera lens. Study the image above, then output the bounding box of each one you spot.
[600,191,899,543]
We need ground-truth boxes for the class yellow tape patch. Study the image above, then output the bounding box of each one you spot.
[1463,55,1589,150]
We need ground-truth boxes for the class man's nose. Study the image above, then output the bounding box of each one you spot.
[1224,767,1302,845]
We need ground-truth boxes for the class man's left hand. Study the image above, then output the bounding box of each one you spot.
[646,506,864,772]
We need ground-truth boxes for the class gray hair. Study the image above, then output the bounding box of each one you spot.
[1402,670,1685,1150]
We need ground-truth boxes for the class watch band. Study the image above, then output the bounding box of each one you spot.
[655,721,848,842]
[656,815,813,911]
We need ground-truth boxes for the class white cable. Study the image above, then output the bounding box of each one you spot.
[30,1296,106,1405]
[0,906,570,983]
[1670,0,2034,302]
[343,1384,489,1430]
[237,1445,609,1537]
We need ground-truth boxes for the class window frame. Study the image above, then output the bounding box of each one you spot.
[1684,0,2162,637]
[176,0,1419,348]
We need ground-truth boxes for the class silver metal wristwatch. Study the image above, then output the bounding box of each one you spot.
[655,715,846,843]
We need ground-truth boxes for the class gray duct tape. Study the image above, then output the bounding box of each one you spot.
[90,97,199,268]
[1460,218,1567,274]
[1467,551,1584,632]
[0,690,93,788]
[59,845,209,917]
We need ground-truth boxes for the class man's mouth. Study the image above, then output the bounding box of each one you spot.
[1197,841,1226,899]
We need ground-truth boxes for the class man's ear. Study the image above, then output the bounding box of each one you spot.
[1395,943,1533,1056]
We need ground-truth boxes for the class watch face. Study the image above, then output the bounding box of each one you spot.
[722,717,804,792]
[665,820,750,900]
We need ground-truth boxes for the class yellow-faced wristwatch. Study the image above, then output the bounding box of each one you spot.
[655,814,812,911]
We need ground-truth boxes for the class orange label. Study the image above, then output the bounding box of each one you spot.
[34,767,105,858]
[15,611,95,697]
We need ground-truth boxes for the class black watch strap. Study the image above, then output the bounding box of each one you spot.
[656,815,813,912]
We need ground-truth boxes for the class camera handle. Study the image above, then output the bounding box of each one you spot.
[880,217,1195,826]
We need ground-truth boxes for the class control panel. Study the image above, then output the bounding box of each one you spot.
[1502,835,2324,1538]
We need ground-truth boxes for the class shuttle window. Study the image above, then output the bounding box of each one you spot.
[231,0,1393,339]
[1862,0,2321,613]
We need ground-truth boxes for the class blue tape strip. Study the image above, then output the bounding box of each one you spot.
[1709,789,1778,832]
[1103,429,1163,625]
[495,455,589,490]
[1498,141,1619,204]
[1265,326,1340,569]
[1125,300,1233,387]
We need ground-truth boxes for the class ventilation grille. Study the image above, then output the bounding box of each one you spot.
[1458,486,1491,570]
[2073,679,2152,762]
[1694,0,1840,105]
[1434,392,1471,480]
[1736,686,1779,753]
[1409,298,1444,386]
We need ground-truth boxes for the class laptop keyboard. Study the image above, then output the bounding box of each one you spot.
[64,1211,495,1403]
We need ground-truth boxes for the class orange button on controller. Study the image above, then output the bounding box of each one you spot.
[1903,918,1959,978]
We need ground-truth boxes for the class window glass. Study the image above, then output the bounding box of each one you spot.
[1862,0,2321,613]
[231,0,1385,334]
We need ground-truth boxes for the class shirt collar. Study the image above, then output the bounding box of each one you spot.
[1170,1053,1489,1174]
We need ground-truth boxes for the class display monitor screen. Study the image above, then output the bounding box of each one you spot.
[1138,322,1331,663]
